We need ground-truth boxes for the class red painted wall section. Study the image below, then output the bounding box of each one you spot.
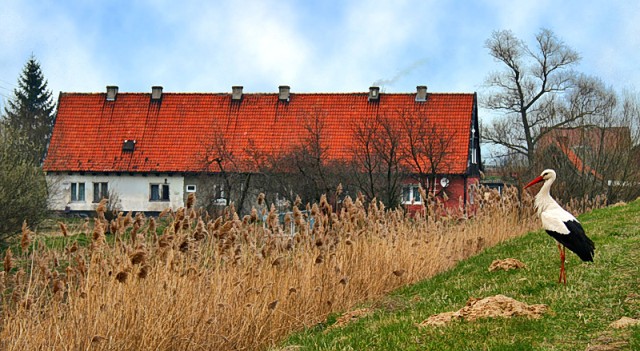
[404,175,480,216]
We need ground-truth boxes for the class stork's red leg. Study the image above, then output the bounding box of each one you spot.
[557,243,562,283]
[563,246,567,285]
[558,244,567,285]
[557,244,567,285]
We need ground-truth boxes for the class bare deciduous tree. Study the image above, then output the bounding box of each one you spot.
[198,131,253,214]
[483,28,600,167]
[350,113,406,208]
[248,108,349,209]
[293,108,333,200]
[350,115,382,202]
[485,28,640,202]
[401,109,456,197]
[541,90,640,202]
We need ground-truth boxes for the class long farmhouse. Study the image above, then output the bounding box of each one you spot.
[44,85,482,214]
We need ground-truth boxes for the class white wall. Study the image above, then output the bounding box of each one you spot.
[46,173,184,212]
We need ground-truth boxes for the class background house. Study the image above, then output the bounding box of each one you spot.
[537,127,631,178]
[43,85,481,215]
[536,126,640,202]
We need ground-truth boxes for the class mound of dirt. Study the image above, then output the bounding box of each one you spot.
[609,317,640,329]
[488,258,526,272]
[609,201,627,207]
[325,308,373,332]
[418,295,547,327]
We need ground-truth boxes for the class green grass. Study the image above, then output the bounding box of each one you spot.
[278,200,640,351]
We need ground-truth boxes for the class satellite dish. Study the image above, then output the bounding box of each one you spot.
[440,177,450,188]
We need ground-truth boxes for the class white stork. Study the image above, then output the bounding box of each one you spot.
[525,169,595,284]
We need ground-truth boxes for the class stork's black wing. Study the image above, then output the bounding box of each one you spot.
[546,220,595,262]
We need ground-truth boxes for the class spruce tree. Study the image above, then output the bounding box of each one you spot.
[3,55,56,164]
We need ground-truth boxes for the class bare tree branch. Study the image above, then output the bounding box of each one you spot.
[483,28,586,166]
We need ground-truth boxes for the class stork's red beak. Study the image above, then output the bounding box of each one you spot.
[524,176,544,189]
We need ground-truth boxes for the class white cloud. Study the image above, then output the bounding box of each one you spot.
[222,1,312,89]
[127,1,314,93]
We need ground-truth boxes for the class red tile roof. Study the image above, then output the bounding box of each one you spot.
[553,141,603,180]
[539,127,631,152]
[538,127,632,180]
[44,91,476,174]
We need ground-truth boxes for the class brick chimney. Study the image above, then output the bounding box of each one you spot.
[106,86,118,101]
[232,86,243,101]
[278,85,290,102]
[416,85,428,102]
[368,86,380,102]
[151,86,163,100]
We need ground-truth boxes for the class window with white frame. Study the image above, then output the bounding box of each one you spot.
[70,182,85,202]
[185,184,197,193]
[402,185,422,204]
[150,183,170,201]
[93,182,109,203]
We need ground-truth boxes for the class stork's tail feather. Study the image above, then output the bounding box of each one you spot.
[575,236,595,262]
[565,220,595,262]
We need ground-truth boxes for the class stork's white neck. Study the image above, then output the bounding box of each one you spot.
[534,177,559,215]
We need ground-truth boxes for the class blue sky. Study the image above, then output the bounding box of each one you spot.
[1,1,639,119]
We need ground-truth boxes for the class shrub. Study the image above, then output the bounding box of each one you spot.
[0,125,49,247]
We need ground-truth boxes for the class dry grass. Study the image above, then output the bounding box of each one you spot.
[0,188,603,350]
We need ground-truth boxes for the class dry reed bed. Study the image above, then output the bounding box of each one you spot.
[0,187,598,350]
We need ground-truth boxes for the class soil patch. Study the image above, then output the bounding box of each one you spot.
[326,308,373,332]
[488,258,526,272]
[609,317,640,329]
[418,294,547,327]
[586,333,629,351]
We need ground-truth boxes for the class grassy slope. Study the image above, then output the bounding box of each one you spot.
[279,200,640,351]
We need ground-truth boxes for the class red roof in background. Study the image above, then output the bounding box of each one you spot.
[553,141,603,180]
[539,127,631,152]
[44,91,476,174]
[538,127,632,180]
